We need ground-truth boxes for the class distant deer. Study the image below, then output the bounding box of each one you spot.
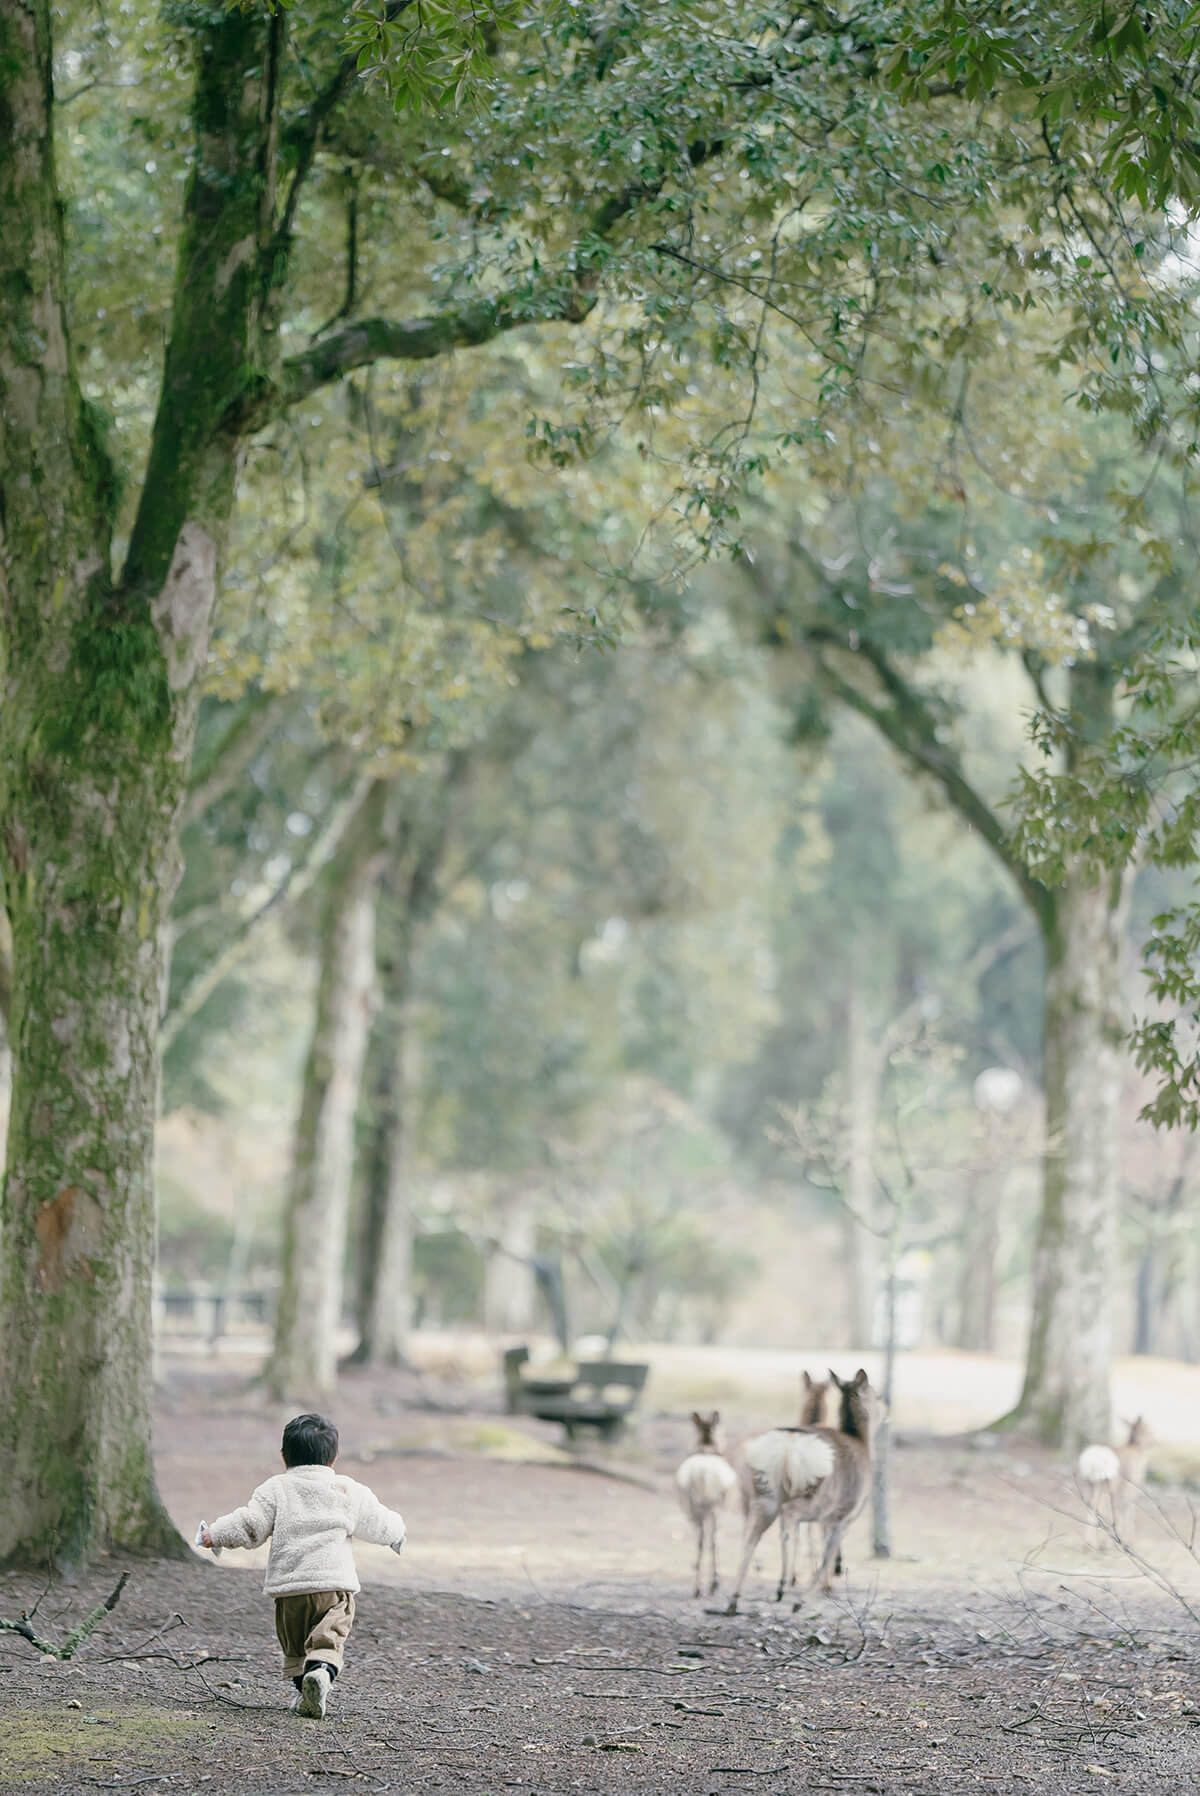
[1076,1416,1153,1548]
[725,1368,884,1614]
[676,1411,739,1597]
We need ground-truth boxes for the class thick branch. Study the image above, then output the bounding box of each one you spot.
[235,136,724,431]
[810,632,1055,930]
[275,297,549,416]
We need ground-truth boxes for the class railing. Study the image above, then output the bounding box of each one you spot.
[154,1286,271,1351]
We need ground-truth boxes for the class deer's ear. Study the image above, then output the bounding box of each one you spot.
[710,1410,720,1426]
[853,1368,869,1388]
[803,1370,815,1390]
[829,1368,843,1388]
[691,1411,704,1427]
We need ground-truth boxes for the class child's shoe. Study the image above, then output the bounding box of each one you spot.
[298,1665,332,1720]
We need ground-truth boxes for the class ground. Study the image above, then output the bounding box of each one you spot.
[4,1343,1200,1794]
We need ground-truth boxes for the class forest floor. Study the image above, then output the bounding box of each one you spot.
[5,1348,1200,1794]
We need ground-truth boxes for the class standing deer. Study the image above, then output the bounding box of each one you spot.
[1076,1416,1153,1548]
[676,1411,739,1597]
[725,1368,884,1615]
[777,1372,831,1597]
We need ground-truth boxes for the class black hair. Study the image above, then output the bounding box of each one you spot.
[282,1413,339,1468]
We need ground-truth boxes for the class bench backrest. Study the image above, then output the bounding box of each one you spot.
[572,1361,649,1395]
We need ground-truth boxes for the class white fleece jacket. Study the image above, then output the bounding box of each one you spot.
[208,1464,407,1597]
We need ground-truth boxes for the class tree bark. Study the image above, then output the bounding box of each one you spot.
[267,780,390,1398]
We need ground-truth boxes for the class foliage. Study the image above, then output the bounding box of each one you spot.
[889,1,1200,210]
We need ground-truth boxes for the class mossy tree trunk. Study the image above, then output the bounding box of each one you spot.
[267,780,391,1399]
[0,0,655,1562]
[0,0,287,1563]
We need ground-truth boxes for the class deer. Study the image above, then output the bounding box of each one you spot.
[1076,1416,1153,1548]
[776,1371,831,1598]
[724,1368,885,1615]
[675,1410,739,1597]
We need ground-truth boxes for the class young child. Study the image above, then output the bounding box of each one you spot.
[196,1411,406,1719]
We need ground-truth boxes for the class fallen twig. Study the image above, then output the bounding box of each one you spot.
[79,1777,172,1789]
[0,1573,129,1660]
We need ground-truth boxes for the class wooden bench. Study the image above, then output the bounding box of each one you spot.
[503,1346,649,1441]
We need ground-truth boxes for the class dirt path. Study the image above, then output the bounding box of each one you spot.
[3,1359,1200,1793]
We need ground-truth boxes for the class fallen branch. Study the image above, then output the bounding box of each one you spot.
[0,1573,129,1659]
[80,1778,173,1790]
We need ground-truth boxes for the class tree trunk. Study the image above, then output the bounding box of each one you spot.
[956,1176,999,1352]
[842,979,881,1348]
[0,0,284,1563]
[871,1233,899,1558]
[354,999,419,1366]
[350,764,463,1366]
[483,1195,539,1334]
[0,761,198,1563]
[1008,865,1130,1450]
[1133,1247,1157,1358]
[267,781,390,1398]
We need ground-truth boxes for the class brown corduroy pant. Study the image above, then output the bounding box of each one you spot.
[274,1590,356,1681]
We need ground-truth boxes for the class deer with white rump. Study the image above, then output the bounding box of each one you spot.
[1076,1416,1153,1548]
[724,1368,884,1615]
[675,1411,739,1597]
[775,1371,831,1599]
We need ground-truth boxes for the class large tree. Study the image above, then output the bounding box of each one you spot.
[2,0,1191,1558]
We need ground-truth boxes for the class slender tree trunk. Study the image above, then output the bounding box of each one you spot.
[871,1229,899,1559]
[483,1195,539,1334]
[0,0,284,1562]
[1133,1247,1157,1357]
[1008,865,1130,1450]
[843,979,881,1348]
[956,1175,999,1352]
[354,999,419,1366]
[267,781,390,1398]
[350,763,464,1365]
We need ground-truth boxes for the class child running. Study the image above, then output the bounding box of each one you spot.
[196,1411,406,1719]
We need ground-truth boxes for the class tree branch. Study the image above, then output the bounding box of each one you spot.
[0,1573,128,1659]
[161,769,375,1052]
[183,692,286,827]
[232,140,724,432]
[809,630,1055,931]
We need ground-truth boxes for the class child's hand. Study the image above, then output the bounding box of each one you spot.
[390,1538,405,1555]
[195,1521,214,1549]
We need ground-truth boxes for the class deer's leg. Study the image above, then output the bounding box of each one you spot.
[802,1517,849,1600]
[725,1502,774,1616]
[693,1519,704,1599]
[776,1513,791,1602]
[708,1513,720,1594]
